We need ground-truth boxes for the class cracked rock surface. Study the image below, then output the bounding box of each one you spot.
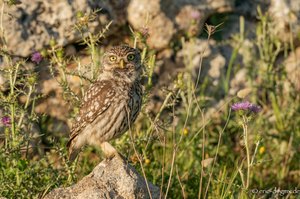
[44,156,160,199]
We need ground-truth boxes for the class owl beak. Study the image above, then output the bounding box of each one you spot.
[119,59,124,68]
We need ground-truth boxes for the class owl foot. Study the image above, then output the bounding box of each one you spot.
[100,142,120,160]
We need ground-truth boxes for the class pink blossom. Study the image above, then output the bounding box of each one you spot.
[190,10,200,19]
[1,116,11,127]
[31,52,43,64]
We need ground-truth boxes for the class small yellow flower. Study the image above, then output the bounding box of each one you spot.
[183,128,189,136]
[259,146,265,154]
[145,158,151,165]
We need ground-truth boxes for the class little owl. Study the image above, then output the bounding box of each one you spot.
[67,45,143,161]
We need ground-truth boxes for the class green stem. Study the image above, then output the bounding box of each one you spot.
[147,54,155,87]
[9,64,19,148]
[225,47,238,93]
[10,103,16,148]
[88,32,96,79]
[4,127,9,148]
[17,85,33,127]
[0,2,5,46]
[242,116,250,189]
[146,92,173,135]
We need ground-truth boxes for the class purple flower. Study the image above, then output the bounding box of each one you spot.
[231,101,261,113]
[31,52,43,64]
[1,116,11,127]
[231,101,251,111]
[190,10,200,20]
[249,104,262,113]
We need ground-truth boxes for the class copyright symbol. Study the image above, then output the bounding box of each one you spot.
[251,189,258,194]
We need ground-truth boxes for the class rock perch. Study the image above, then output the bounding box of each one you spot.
[44,156,161,199]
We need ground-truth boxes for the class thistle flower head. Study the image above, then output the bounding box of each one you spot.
[1,116,11,127]
[231,101,261,113]
[249,104,262,113]
[31,52,43,64]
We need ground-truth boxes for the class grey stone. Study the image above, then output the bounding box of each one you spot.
[44,156,161,199]
[229,68,248,96]
[127,0,235,49]
[283,47,300,92]
[268,0,300,43]
[1,0,126,57]
[176,38,226,86]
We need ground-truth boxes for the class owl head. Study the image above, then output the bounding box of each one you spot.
[102,45,142,82]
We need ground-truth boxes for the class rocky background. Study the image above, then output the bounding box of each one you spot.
[0,0,300,198]
[1,0,299,124]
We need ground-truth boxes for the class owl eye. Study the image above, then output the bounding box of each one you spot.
[109,55,117,62]
[127,54,135,61]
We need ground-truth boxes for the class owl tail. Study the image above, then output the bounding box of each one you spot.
[67,137,80,162]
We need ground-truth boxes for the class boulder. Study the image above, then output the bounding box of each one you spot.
[1,0,127,57]
[283,47,300,92]
[268,0,300,43]
[176,38,226,87]
[127,0,234,49]
[44,155,161,199]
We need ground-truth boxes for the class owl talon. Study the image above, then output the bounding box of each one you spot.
[101,142,119,159]
[105,153,116,160]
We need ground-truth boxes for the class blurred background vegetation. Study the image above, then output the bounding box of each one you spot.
[0,0,299,198]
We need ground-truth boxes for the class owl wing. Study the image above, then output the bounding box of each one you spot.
[68,80,116,145]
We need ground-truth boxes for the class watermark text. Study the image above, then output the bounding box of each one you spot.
[250,187,300,196]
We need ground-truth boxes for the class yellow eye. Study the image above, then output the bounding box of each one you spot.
[109,55,117,62]
[127,54,135,61]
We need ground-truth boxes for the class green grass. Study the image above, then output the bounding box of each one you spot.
[0,3,299,199]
